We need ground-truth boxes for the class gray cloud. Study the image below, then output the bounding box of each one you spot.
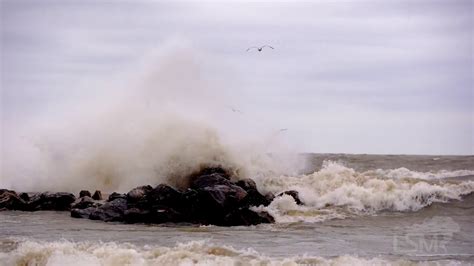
[1,0,472,154]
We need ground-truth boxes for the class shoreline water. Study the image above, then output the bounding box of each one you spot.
[1,199,473,265]
[1,154,473,265]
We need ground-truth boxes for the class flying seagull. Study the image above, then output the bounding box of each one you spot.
[246,45,274,52]
[227,106,243,114]
[272,128,288,137]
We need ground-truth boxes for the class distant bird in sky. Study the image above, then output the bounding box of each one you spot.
[272,128,288,137]
[246,45,274,52]
[227,106,243,114]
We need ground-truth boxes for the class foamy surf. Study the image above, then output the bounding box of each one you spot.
[366,168,474,180]
[0,44,305,194]
[0,239,461,266]
[253,161,474,223]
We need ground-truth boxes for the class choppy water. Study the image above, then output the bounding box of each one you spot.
[1,154,474,265]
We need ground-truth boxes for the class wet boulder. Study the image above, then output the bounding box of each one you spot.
[123,208,150,223]
[0,189,27,210]
[201,184,247,208]
[1,190,76,211]
[224,208,275,226]
[71,196,96,210]
[19,192,31,202]
[26,192,76,211]
[70,167,276,226]
[235,179,257,191]
[89,198,127,222]
[236,179,272,207]
[178,189,201,222]
[191,173,234,189]
[265,193,275,203]
[127,185,153,203]
[277,190,303,205]
[145,184,184,210]
[124,206,182,224]
[124,184,187,224]
[185,184,248,225]
[189,167,230,180]
[148,207,183,224]
[71,207,96,219]
[241,189,272,208]
[92,190,103,200]
[108,192,126,201]
[79,190,92,198]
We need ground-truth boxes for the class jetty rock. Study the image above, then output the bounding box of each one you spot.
[1,167,282,226]
[72,167,275,226]
[0,189,27,210]
[0,189,76,211]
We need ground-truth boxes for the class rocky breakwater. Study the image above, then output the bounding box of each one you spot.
[71,168,283,226]
[0,189,76,211]
[1,167,304,226]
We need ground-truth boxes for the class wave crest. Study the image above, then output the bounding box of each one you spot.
[254,161,474,223]
[0,239,444,266]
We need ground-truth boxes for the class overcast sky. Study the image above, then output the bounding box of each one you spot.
[1,0,473,155]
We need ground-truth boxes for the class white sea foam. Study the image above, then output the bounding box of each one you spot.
[0,239,459,266]
[252,194,347,223]
[366,168,474,180]
[252,161,474,223]
[0,43,304,193]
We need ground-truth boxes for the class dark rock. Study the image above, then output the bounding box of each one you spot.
[92,190,103,200]
[183,185,248,225]
[278,190,303,205]
[123,208,150,223]
[0,189,27,210]
[255,210,275,223]
[47,192,76,210]
[70,167,276,226]
[108,192,126,202]
[71,196,96,209]
[26,192,76,211]
[235,179,272,207]
[224,209,275,226]
[145,184,183,210]
[200,185,247,209]
[236,179,257,191]
[127,185,153,202]
[190,167,231,180]
[265,193,275,203]
[241,189,272,207]
[184,169,248,224]
[124,207,182,224]
[178,189,201,221]
[71,207,96,219]
[191,173,234,189]
[19,192,30,202]
[148,207,183,224]
[89,198,127,222]
[200,167,230,176]
[180,167,232,189]
[1,190,76,211]
[79,190,92,198]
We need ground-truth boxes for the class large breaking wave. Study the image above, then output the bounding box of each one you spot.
[252,161,474,223]
[0,44,304,193]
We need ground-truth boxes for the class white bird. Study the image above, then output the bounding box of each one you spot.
[246,45,274,52]
[227,106,243,114]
